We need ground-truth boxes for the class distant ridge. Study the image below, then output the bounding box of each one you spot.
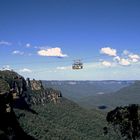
[79,80,140,109]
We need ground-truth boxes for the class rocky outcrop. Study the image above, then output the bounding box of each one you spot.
[26,77,62,105]
[106,104,140,140]
[0,70,62,106]
[27,79,43,91]
[30,88,62,105]
[0,70,27,100]
[47,88,62,104]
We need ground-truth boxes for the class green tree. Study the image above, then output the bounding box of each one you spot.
[106,104,140,140]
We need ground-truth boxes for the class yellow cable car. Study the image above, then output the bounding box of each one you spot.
[72,60,83,70]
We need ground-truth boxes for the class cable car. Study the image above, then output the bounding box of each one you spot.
[72,60,83,70]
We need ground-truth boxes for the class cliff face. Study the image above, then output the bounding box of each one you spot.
[27,78,43,91]
[0,70,27,100]
[28,88,62,105]
[26,78,62,105]
[0,70,62,106]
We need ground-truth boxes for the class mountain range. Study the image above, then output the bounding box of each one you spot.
[43,80,135,110]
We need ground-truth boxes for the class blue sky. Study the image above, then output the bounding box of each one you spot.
[0,0,140,80]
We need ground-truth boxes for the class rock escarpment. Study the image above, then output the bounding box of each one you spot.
[0,70,62,106]
[30,87,62,105]
[26,78,62,105]
[0,70,26,100]
[27,78,43,91]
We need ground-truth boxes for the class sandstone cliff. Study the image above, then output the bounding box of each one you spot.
[0,70,62,106]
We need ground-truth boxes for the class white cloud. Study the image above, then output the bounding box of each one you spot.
[121,49,140,63]
[131,59,139,63]
[128,54,140,60]
[101,61,112,67]
[114,55,131,66]
[113,56,121,62]
[100,47,117,56]
[0,40,12,46]
[12,50,24,55]
[1,65,12,71]
[119,58,131,66]
[37,47,68,57]
[19,68,32,73]
[56,66,71,70]
[100,48,140,67]
[128,54,140,63]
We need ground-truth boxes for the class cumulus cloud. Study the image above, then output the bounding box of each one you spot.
[129,54,140,59]
[131,59,139,63]
[12,50,24,55]
[101,61,112,67]
[100,47,140,67]
[118,58,131,66]
[19,68,32,73]
[0,40,12,46]
[100,47,117,56]
[1,65,12,71]
[121,50,140,62]
[122,50,140,63]
[114,56,131,66]
[56,66,71,70]
[37,47,68,57]
[113,56,121,62]
[128,54,140,62]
